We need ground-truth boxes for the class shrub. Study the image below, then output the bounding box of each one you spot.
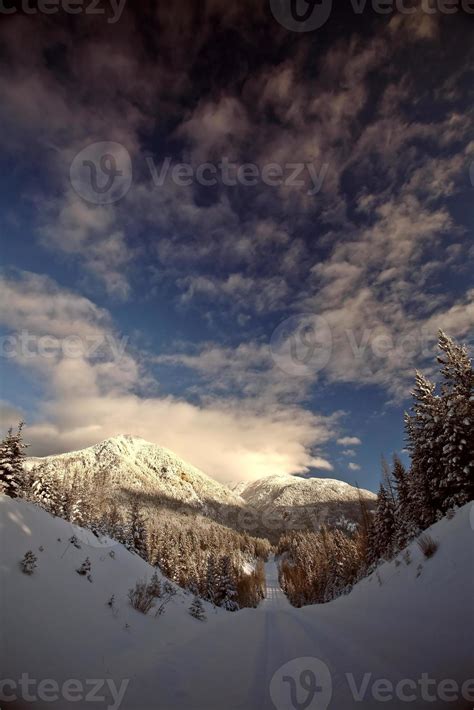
[417,534,439,558]
[20,551,37,575]
[128,580,156,615]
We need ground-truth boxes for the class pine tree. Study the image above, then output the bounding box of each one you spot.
[205,553,218,604]
[0,422,27,498]
[372,484,396,561]
[126,498,148,559]
[147,570,162,598]
[31,471,59,515]
[20,550,37,575]
[217,555,239,612]
[189,596,206,621]
[404,371,441,527]
[391,455,416,550]
[436,331,474,510]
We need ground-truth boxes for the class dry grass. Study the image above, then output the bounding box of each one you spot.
[128,580,156,614]
[417,534,439,559]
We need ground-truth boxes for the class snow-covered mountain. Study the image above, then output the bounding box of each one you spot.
[233,473,377,537]
[236,473,375,508]
[25,435,375,536]
[26,434,245,520]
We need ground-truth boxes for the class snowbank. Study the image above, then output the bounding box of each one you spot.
[1,497,473,710]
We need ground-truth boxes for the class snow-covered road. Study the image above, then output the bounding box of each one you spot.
[258,556,291,611]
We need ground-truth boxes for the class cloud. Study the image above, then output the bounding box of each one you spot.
[337,437,362,447]
[0,271,337,483]
[348,462,361,471]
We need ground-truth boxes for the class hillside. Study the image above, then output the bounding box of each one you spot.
[1,496,472,709]
[25,435,245,523]
[25,436,375,538]
[235,473,377,537]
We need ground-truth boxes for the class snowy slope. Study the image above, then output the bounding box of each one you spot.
[0,496,225,709]
[25,434,245,520]
[2,496,472,710]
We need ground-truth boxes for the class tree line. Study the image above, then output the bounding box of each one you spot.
[278,332,473,606]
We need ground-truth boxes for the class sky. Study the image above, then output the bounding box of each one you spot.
[0,0,472,491]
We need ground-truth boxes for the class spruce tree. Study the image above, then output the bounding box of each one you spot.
[436,331,474,510]
[391,455,416,550]
[189,596,206,621]
[31,471,59,515]
[373,484,396,561]
[126,498,148,559]
[20,550,38,575]
[404,371,441,527]
[0,422,27,498]
[217,555,239,612]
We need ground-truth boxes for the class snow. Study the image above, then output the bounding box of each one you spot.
[1,496,473,710]
[24,434,245,516]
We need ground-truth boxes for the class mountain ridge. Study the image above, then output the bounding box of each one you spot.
[26,435,376,537]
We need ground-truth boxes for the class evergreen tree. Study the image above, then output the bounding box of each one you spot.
[404,371,441,527]
[0,422,27,498]
[147,570,162,598]
[217,555,239,612]
[372,484,396,561]
[205,553,218,604]
[20,550,37,575]
[126,498,148,559]
[391,455,416,549]
[436,331,474,510]
[189,596,206,621]
[31,471,59,515]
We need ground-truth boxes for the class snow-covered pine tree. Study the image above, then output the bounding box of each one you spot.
[217,555,239,612]
[147,570,162,598]
[126,498,148,559]
[31,470,60,515]
[404,371,441,528]
[391,455,417,550]
[372,484,396,561]
[189,596,206,621]
[20,550,37,574]
[205,553,218,604]
[0,422,27,498]
[436,331,474,510]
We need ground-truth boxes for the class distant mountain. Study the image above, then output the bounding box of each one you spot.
[233,473,377,539]
[26,435,245,522]
[26,435,376,539]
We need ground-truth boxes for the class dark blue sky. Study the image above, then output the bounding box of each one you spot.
[0,1,472,490]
